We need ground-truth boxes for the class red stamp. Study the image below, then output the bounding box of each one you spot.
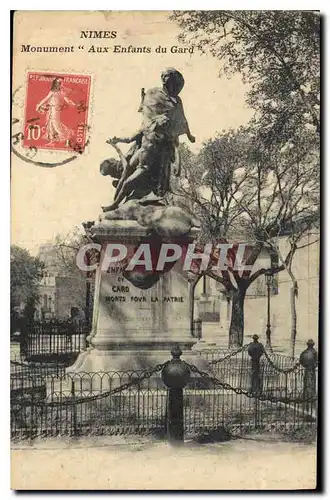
[23,72,91,153]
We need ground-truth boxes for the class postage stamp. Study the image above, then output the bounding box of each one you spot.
[22,72,91,153]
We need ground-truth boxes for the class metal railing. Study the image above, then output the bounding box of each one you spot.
[197,345,308,399]
[11,339,318,441]
[11,355,67,393]
[20,320,88,362]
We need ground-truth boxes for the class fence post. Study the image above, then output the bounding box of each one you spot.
[161,345,190,445]
[247,335,264,429]
[299,339,317,410]
[71,379,78,436]
[30,385,35,440]
[247,334,264,394]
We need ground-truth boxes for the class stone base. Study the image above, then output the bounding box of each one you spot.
[53,219,209,394]
[68,344,192,373]
[45,341,210,396]
[63,340,208,390]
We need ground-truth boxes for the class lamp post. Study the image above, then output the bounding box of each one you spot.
[220,289,232,323]
[264,269,274,351]
[225,289,232,322]
[187,272,195,337]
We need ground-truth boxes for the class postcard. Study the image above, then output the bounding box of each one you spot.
[10,10,320,490]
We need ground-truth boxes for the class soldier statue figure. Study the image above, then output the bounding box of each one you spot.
[101,68,195,212]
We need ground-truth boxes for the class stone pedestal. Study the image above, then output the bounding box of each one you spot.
[66,220,206,388]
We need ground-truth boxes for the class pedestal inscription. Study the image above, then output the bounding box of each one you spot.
[67,221,199,376]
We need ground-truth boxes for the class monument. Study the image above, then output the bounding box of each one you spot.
[67,68,205,384]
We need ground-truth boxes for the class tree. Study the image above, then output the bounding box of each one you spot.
[171,10,320,348]
[10,245,44,332]
[240,131,319,355]
[171,10,320,141]
[53,227,97,326]
[175,126,319,348]
[266,226,319,358]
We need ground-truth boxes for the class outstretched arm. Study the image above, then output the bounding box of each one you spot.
[177,98,195,143]
[106,139,128,171]
[106,139,138,201]
[36,91,53,111]
[186,128,196,144]
[64,96,76,107]
[183,116,195,143]
[108,131,141,145]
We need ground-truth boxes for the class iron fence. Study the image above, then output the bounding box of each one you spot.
[11,352,317,441]
[20,320,88,362]
[11,355,67,394]
[197,346,308,400]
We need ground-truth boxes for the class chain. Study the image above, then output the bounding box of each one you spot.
[12,361,169,408]
[206,342,302,373]
[187,363,317,405]
[11,359,29,368]
[261,348,301,374]
[208,344,250,365]
[11,345,317,409]
[11,359,61,370]
[12,358,317,410]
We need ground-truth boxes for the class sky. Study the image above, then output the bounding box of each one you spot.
[11,11,253,254]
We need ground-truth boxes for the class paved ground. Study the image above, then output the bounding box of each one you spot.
[11,436,317,490]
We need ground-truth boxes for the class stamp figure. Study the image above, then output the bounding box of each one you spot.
[23,72,91,153]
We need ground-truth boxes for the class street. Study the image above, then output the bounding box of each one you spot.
[11,436,317,490]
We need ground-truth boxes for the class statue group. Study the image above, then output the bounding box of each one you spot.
[77,68,201,370]
[100,68,195,218]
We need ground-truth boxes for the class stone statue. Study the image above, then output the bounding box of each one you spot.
[101,68,196,213]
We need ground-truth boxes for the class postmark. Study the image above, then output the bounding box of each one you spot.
[11,71,92,167]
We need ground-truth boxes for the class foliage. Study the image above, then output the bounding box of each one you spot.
[10,245,44,309]
[171,10,320,142]
[174,127,319,346]
[10,245,44,329]
[171,10,320,346]
[52,226,97,320]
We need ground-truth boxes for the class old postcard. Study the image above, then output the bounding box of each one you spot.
[10,10,320,490]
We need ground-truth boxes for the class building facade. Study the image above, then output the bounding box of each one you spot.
[34,244,91,321]
[194,232,319,352]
